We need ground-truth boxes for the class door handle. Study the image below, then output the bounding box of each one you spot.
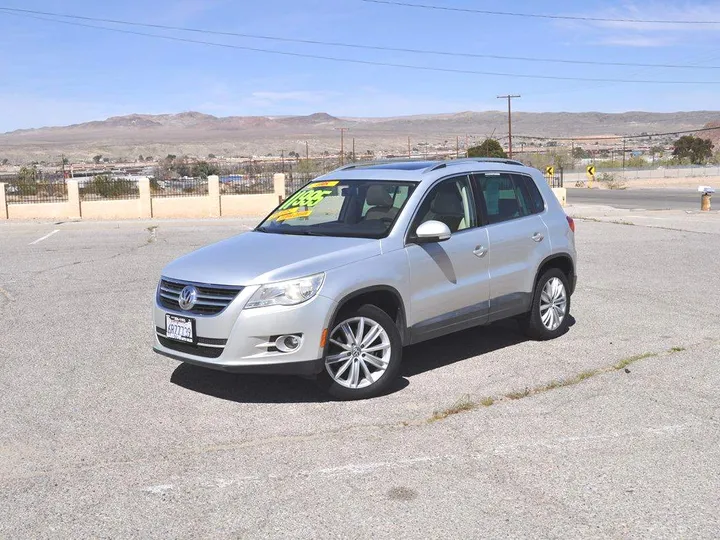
[531,232,545,242]
[473,245,487,258]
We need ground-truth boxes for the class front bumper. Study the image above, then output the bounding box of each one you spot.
[153,285,336,375]
[153,347,325,375]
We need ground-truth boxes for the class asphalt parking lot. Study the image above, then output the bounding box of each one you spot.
[1,213,719,538]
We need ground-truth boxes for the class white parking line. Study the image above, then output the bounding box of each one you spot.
[29,229,60,245]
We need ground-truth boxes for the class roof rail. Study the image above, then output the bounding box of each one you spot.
[427,157,525,172]
[330,158,440,173]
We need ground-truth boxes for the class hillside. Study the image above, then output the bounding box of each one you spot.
[1,110,719,163]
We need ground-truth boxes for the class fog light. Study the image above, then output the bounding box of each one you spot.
[275,334,302,353]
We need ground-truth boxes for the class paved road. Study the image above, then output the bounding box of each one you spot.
[1,217,719,538]
[568,187,708,210]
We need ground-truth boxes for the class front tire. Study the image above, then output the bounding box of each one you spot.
[318,304,402,400]
[519,268,571,340]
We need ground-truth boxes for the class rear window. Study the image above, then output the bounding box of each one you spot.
[514,174,545,214]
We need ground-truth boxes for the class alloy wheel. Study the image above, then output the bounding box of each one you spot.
[325,316,392,389]
[539,277,567,331]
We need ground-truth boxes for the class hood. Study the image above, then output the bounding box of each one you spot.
[162,231,382,286]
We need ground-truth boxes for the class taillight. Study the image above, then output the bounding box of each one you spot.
[566,216,575,233]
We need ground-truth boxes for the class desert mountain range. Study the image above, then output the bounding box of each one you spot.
[1,110,719,163]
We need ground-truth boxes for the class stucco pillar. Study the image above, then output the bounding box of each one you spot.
[66,180,81,219]
[0,183,7,220]
[273,173,286,204]
[208,175,221,217]
[138,177,152,218]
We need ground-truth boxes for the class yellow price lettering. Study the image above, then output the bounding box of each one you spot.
[279,189,332,210]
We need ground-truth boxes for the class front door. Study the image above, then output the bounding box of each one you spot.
[405,175,491,343]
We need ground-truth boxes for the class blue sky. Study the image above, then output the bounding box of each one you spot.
[1,0,719,131]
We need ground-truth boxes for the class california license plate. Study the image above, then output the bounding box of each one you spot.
[166,314,195,343]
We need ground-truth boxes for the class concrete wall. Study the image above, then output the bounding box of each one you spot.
[0,175,286,221]
[221,193,279,217]
[564,166,720,184]
[152,195,220,219]
[8,201,76,220]
[81,199,144,220]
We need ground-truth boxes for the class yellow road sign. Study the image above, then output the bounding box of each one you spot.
[586,165,596,177]
[545,166,554,177]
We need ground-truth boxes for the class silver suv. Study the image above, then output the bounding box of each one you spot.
[153,159,577,400]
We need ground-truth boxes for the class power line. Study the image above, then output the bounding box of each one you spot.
[510,125,720,141]
[0,6,717,70]
[362,0,720,25]
[3,10,720,85]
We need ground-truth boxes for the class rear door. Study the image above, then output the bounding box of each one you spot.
[404,175,491,342]
[472,172,551,322]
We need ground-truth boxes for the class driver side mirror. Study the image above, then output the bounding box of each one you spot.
[414,220,451,243]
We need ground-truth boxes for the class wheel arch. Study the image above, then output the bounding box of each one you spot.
[328,286,409,345]
[535,253,576,295]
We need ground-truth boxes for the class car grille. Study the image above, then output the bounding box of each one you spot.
[158,278,243,315]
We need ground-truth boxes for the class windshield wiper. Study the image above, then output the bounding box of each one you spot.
[283,230,326,236]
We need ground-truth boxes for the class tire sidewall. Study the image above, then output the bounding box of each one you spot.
[529,269,571,340]
[318,304,403,400]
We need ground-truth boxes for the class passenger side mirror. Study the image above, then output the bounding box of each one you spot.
[414,220,451,243]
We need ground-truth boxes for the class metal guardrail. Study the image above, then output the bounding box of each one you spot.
[219,173,274,195]
[6,180,68,204]
[285,173,315,196]
[151,178,209,197]
[80,178,139,201]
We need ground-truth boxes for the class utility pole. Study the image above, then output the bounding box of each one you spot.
[407,136,411,158]
[305,141,309,161]
[456,136,459,158]
[622,138,626,170]
[352,138,356,162]
[335,128,349,165]
[281,150,285,172]
[497,94,521,158]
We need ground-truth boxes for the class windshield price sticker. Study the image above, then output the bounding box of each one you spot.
[279,188,334,211]
[274,208,313,222]
[308,180,339,188]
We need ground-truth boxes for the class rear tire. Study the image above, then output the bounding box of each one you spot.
[519,268,571,340]
[317,304,402,400]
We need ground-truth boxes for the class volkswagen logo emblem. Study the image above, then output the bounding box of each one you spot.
[178,285,198,311]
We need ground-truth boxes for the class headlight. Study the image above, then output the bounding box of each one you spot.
[245,273,325,309]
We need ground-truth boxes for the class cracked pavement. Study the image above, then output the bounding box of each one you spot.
[1,214,719,538]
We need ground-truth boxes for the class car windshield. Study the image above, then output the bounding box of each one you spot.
[256,179,417,239]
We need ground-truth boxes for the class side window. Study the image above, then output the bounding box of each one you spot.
[410,175,476,235]
[474,173,529,224]
[513,174,545,215]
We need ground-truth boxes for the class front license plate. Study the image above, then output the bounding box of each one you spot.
[166,314,195,343]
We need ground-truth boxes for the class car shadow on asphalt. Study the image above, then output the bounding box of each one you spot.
[170,316,575,404]
[401,319,530,377]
